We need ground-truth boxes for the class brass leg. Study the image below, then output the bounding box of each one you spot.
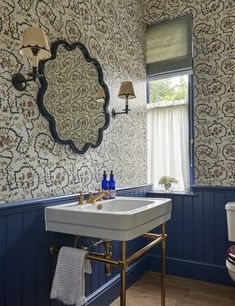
[161,223,166,306]
[105,240,112,276]
[120,241,126,306]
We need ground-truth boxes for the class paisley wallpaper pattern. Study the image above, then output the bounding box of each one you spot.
[0,0,147,203]
[143,0,235,186]
[1,0,234,203]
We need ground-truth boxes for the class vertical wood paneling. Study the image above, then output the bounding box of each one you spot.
[85,273,92,296]
[98,244,106,288]
[6,214,23,306]
[0,185,234,306]
[172,195,184,259]
[165,213,173,257]
[192,192,204,262]
[91,246,99,293]
[147,187,235,286]
[37,209,51,306]
[183,196,193,259]
[214,191,227,266]
[203,191,215,264]
[224,190,235,203]
[22,210,38,306]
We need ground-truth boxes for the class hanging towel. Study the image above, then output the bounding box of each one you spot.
[50,246,92,306]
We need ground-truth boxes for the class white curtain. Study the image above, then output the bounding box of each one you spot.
[147,103,190,191]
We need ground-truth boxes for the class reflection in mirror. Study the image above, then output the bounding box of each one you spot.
[37,40,110,154]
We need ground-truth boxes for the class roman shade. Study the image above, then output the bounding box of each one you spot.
[146,15,193,78]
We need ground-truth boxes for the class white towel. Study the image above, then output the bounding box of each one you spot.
[50,246,92,306]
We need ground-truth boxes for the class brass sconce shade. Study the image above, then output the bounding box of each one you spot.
[20,26,51,65]
[12,26,51,91]
[112,81,136,118]
[118,81,136,99]
[97,86,105,102]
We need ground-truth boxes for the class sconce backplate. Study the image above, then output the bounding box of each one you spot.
[12,73,27,91]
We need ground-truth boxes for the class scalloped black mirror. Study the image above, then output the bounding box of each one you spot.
[37,40,110,154]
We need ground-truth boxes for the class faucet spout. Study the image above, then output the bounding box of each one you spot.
[88,191,110,204]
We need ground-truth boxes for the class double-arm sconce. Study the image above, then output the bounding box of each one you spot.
[12,26,51,91]
[112,81,136,118]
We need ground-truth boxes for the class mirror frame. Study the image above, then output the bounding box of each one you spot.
[37,40,110,154]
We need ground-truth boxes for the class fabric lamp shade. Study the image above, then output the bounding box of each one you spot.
[146,15,193,78]
[118,81,136,99]
[19,27,51,61]
[97,86,105,102]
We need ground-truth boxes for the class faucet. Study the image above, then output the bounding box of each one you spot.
[88,190,110,204]
[78,191,84,205]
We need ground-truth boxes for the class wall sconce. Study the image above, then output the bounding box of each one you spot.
[12,26,51,91]
[112,81,136,118]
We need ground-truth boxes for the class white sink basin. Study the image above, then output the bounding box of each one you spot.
[45,197,172,241]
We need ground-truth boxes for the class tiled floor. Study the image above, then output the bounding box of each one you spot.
[111,272,235,306]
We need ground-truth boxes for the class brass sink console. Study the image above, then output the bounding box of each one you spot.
[49,224,167,306]
[47,194,171,306]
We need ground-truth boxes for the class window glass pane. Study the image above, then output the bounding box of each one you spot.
[147,74,190,192]
[149,75,188,105]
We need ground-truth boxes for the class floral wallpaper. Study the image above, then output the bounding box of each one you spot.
[143,0,235,186]
[1,0,232,203]
[0,0,147,203]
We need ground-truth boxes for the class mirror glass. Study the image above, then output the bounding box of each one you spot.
[38,40,110,154]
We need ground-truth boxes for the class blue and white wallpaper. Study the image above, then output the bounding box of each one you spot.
[0,0,147,203]
[144,0,235,186]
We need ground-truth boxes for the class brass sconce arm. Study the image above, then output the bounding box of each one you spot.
[112,97,130,118]
[12,67,39,92]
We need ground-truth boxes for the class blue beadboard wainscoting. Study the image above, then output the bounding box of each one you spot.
[146,187,235,287]
[0,185,151,306]
[1,185,234,306]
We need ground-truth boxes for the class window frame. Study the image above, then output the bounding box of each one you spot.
[146,72,194,191]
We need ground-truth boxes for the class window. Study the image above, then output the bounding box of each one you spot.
[146,15,193,192]
[147,74,192,192]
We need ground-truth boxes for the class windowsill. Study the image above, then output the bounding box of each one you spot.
[146,190,198,197]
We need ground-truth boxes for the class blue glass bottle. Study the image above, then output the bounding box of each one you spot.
[102,171,109,199]
[109,171,116,199]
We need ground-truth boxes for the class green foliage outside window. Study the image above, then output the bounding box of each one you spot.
[149,75,188,104]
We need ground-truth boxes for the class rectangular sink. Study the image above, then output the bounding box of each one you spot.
[45,197,172,241]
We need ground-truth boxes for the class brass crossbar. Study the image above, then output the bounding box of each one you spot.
[49,225,166,306]
[126,235,163,266]
[49,232,163,266]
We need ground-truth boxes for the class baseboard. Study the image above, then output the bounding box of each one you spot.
[87,255,148,306]
[147,254,234,287]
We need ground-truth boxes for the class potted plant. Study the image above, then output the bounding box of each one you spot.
[159,176,178,191]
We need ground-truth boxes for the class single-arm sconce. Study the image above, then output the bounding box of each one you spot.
[12,26,51,91]
[112,81,136,118]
